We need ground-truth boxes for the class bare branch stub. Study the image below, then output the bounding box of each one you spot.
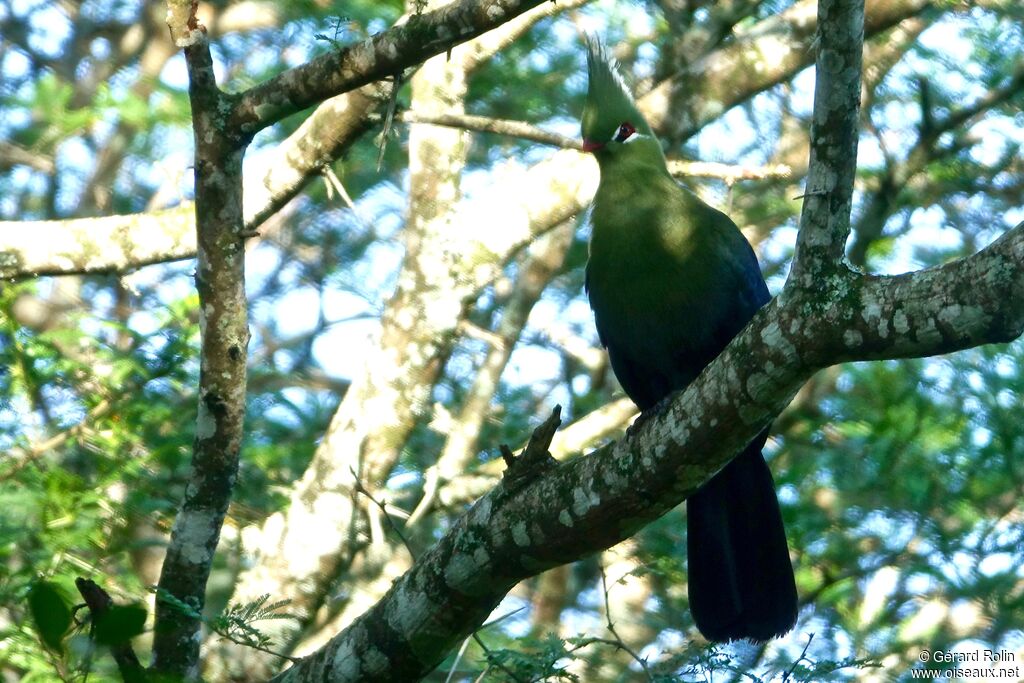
[499,406,561,493]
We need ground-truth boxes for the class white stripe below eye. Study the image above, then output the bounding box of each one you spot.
[622,133,648,144]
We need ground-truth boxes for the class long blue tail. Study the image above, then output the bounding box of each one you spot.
[686,440,798,642]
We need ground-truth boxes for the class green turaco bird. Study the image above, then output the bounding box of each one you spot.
[581,38,798,642]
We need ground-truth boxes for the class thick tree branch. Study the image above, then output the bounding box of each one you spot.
[0,205,194,280]
[230,0,549,133]
[835,225,1024,363]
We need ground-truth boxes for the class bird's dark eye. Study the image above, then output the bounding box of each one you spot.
[614,122,636,142]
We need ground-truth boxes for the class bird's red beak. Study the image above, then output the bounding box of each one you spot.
[582,139,604,153]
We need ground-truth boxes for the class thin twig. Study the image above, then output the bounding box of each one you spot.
[462,602,530,683]
[2,399,113,481]
[782,633,815,682]
[599,563,654,681]
[445,605,527,682]
[472,633,527,683]
[406,466,440,528]
[400,110,582,150]
[400,111,792,182]
[567,636,646,655]
[349,467,417,559]
[214,630,301,664]
[322,166,370,230]
[377,72,403,171]
[444,635,473,683]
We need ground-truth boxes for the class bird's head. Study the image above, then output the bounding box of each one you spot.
[580,37,661,164]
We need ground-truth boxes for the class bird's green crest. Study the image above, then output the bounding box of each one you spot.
[581,37,651,146]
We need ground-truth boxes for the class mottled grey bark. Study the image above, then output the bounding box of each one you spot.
[151,24,250,679]
[789,0,864,285]
[0,205,195,280]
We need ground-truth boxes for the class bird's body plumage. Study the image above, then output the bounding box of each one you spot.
[582,38,797,642]
[587,170,769,407]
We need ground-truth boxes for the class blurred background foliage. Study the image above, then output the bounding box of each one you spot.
[1,0,1023,680]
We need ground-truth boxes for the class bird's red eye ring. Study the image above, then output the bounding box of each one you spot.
[614,122,636,142]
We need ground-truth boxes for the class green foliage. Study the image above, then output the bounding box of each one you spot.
[208,594,294,652]
[466,635,881,682]
[27,581,73,654]
[151,587,295,658]
[93,604,147,646]
[479,633,582,682]
[152,587,201,621]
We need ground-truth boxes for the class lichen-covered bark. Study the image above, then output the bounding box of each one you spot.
[150,26,250,680]
[789,0,864,286]
[833,229,1024,363]
[0,206,195,279]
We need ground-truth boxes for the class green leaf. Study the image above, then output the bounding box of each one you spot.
[94,603,148,645]
[28,581,72,653]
